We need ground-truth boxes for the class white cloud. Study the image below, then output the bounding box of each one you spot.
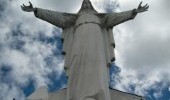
[111,0,170,99]
[114,0,170,78]
[0,0,65,100]
[0,83,25,100]
[1,0,170,100]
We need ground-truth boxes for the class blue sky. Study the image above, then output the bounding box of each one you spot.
[0,0,170,100]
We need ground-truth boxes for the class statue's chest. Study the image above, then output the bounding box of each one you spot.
[75,13,101,26]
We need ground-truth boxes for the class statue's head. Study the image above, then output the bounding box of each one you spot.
[78,0,97,13]
[82,0,93,9]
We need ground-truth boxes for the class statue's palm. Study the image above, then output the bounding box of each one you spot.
[136,2,149,13]
[21,2,34,12]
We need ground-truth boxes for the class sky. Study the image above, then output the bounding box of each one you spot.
[0,0,170,100]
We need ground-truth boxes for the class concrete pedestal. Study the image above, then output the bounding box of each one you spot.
[26,86,144,100]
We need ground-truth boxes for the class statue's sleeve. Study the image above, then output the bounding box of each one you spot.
[101,9,137,28]
[34,8,77,28]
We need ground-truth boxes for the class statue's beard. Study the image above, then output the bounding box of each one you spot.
[82,3,93,9]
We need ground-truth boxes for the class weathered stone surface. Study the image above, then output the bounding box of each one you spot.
[48,88,66,100]
[26,86,48,100]
[27,88,144,100]
[109,89,144,100]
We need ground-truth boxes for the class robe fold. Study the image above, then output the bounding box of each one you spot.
[34,8,137,100]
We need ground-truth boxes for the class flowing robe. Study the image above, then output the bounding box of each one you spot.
[34,8,137,100]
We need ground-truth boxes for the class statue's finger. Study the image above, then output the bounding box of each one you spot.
[23,4,26,7]
[144,5,149,9]
[144,4,148,8]
[21,5,23,9]
[146,5,149,9]
[21,6,25,10]
[29,1,33,7]
[139,1,142,7]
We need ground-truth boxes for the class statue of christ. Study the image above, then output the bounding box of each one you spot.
[21,0,149,100]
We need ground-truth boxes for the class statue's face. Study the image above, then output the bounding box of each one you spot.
[82,0,93,9]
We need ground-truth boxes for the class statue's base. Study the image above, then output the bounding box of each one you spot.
[27,86,144,100]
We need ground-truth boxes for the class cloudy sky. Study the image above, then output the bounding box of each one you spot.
[0,0,170,100]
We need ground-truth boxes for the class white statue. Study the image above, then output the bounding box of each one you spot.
[21,0,149,100]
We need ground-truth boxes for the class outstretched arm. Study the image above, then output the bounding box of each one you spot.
[21,2,77,28]
[100,2,149,28]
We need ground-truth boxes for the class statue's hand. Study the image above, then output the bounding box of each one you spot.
[135,1,149,13]
[21,2,34,12]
